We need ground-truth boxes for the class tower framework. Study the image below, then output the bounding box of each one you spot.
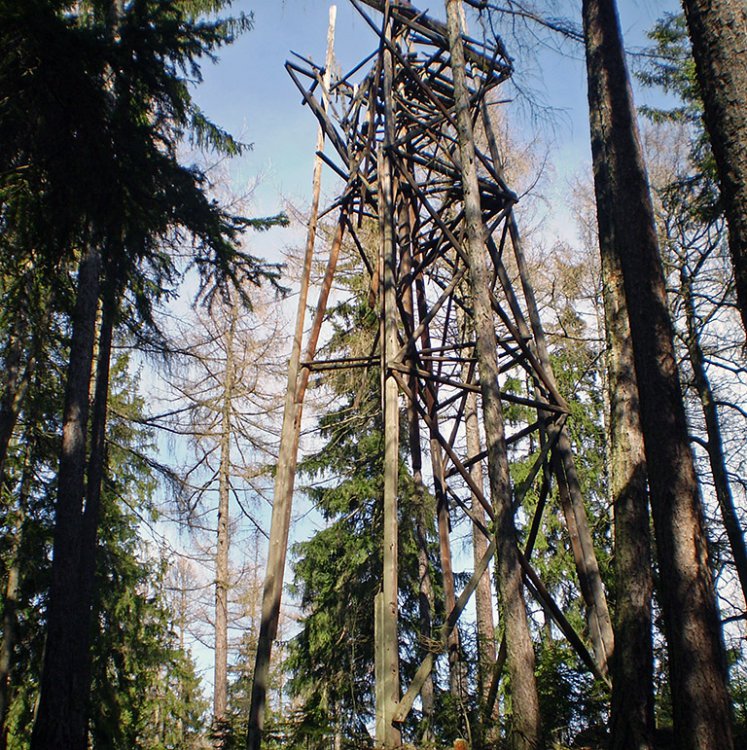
[249,2,613,747]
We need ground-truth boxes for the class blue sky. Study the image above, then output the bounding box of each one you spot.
[190,0,680,263]
[176,0,683,686]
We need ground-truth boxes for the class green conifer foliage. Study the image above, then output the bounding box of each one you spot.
[284,265,441,748]
[0,349,208,750]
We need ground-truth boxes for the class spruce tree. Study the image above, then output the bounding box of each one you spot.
[0,2,284,746]
[285,266,442,748]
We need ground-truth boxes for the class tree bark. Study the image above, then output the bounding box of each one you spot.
[600,201,655,750]
[680,0,747,337]
[76,277,116,749]
[214,306,237,747]
[681,268,747,610]
[582,2,734,748]
[31,247,102,750]
[446,3,540,748]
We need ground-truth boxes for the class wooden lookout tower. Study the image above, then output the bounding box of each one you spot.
[248,1,614,747]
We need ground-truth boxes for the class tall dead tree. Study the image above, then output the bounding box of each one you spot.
[582,1,734,749]
[680,0,747,338]
[167,294,282,748]
[246,9,337,749]
[214,308,237,745]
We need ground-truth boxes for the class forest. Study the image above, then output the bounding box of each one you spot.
[0,1,746,750]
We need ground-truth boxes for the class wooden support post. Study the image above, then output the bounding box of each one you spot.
[377,143,402,749]
[374,591,387,745]
[399,172,437,730]
[416,276,465,703]
[246,9,337,749]
[374,6,402,744]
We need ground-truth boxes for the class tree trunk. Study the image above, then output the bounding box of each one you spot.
[178,575,187,746]
[446,3,540,748]
[0,324,32,485]
[378,96,402,745]
[0,484,28,750]
[582,2,734,748]
[31,247,102,750]
[214,307,237,747]
[682,269,747,609]
[599,194,655,750]
[76,278,116,749]
[680,0,747,337]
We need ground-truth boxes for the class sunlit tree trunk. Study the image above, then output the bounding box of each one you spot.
[214,307,237,748]
[600,208,655,750]
[582,1,734,748]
